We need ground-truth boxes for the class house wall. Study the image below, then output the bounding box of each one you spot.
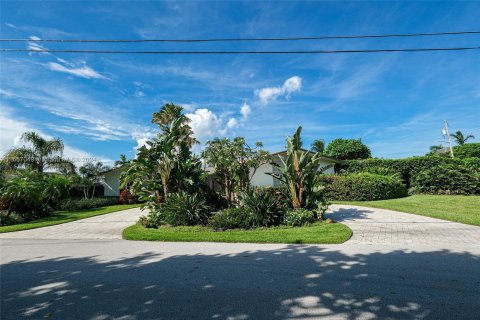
[102,169,122,197]
[250,163,275,187]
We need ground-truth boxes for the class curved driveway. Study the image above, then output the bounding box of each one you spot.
[0,207,144,240]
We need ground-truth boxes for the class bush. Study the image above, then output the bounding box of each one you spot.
[208,208,252,230]
[342,156,467,188]
[138,211,164,228]
[58,197,118,211]
[0,211,24,226]
[160,192,211,226]
[283,209,316,227]
[240,188,285,227]
[119,189,139,204]
[324,138,371,160]
[320,173,408,201]
[462,157,480,172]
[411,164,480,195]
[453,143,480,158]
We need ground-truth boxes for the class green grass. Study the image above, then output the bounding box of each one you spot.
[0,204,141,233]
[123,222,352,244]
[334,195,480,226]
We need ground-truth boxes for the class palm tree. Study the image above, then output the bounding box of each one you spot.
[114,154,130,167]
[152,103,198,147]
[2,132,75,173]
[450,131,475,145]
[311,139,325,153]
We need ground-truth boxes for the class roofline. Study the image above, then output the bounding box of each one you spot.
[270,149,342,163]
[101,166,125,174]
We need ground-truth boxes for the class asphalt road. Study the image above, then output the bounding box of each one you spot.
[1,239,479,320]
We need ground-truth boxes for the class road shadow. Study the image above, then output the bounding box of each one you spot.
[2,245,479,319]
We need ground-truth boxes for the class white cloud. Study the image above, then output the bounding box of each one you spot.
[46,62,105,79]
[256,76,302,104]
[0,105,109,166]
[227,118,238,128]
[186,109,225,145]
[240,102,251,119]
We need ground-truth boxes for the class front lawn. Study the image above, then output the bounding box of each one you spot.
[123,222,352,244]
[0,204,141,233]
[334,195,480,226]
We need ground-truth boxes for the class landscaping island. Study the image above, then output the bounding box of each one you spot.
[123,221,352,244]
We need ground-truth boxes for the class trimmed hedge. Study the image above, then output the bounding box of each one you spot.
[58,197,119,211]
[320,173,408,201]
[341,156,469,188]
[411,164,480,195]
[453,143,480,158]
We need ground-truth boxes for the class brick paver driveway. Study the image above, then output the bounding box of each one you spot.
[0,207,143,240]
[327,204,480,246]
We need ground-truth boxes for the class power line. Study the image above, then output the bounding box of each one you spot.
[1,46,480,54]
[1,30,480,43]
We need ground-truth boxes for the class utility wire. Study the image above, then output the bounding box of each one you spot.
[1,46,480,54]
[1,30,480,43]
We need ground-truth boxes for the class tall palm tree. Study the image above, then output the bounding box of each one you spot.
[311,139,325,153]
[152,103,198,147]
[114,154,130,167]
[450,131,475,145]
[2,132,75,173]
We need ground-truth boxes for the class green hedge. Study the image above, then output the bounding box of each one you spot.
[453,143,480,158]
[411,164,480,195]
[341,156,470,188]
[320,173,408,201]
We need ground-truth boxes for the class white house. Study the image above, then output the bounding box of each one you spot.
[100,150,339,197]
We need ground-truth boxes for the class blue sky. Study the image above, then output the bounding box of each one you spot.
[1,1,479,165]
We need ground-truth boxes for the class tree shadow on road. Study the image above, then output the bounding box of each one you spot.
[2,245,479,319]
[327,207,374,222]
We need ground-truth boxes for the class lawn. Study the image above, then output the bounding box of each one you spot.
[334,195,480,226]
[0,204,140,233]
[123,222,352,244]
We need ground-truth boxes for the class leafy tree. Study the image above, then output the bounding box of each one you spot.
[78,161,109,199]
[202,137,270,205]
[450,131,475,145]
[114,154,130,167]
[267,126,329,218]
[427,145,447,156]
[121,103,203,211]
[324,138,371,160]
[311,139,325,153]
[2,132,75,173]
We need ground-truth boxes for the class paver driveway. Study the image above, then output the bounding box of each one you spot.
[0,207,143,240]
[327,204,480,246]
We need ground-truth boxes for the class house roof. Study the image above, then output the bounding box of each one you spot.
[270,149,342,163]
[101,166,125,175]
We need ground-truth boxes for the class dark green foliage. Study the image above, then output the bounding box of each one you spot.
[0,211,24,226]
[411,164,480,195]
[208,208,252,230]
[160,192,211,226]
[342,156,467,188]
[240,188,286,227]
[138,211,164,229]
[283,209,316,227]
[200,184,229,211]
[462,157,480,172]
[453,143,480,158]
[58,197,119,211]
[324,138,371,160]
[320,173,408,201]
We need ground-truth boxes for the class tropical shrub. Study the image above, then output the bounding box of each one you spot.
[320,173,408,201]
[160,191,211,226]
[208,207,252,230]
[324,138,371,160]
[267,127,330,217]
[283,209,316,227]
[240,188,285,227]
[0,211,24,226]
[119,189,139,204]
[58,197,118,211]
[453,143,480,158]
[138,211,164,228]
[411,164,480,195]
